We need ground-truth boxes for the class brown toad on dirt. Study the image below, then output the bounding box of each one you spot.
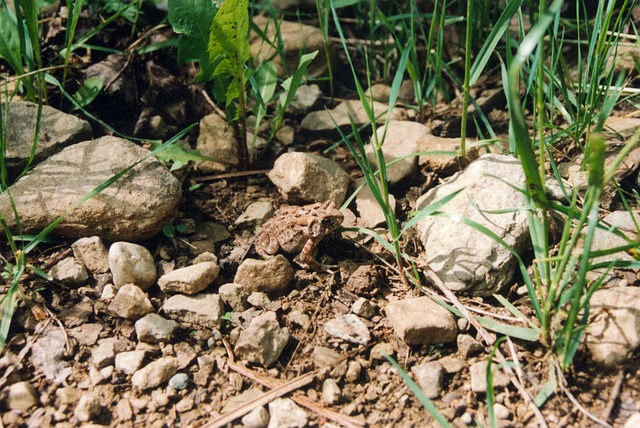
[255,200,344,271]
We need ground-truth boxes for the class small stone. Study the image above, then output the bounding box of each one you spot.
[470,361,510,393]
[168,373,190,390]
[235,201,275,227]
[3,381,38,410]
[352,297,375,319]
[242,406,270,428]
[91,340,115,369]
[235,312,290,367]
[74,393,102,422]
[369,342,394,361]
[218,283,249,311]
[268,397,308,428]
[411,362,444,399]
[457,334,484,358]
[322,379,341,404]
[311,346,340,367]
[247,292,271,308]
[585,287,640,367]
[288,84,322,115]
[109,242,157,290]
[162,293,225,328]
[234,256,295,294]
[288,310,310,331]
[101,284,116,300]
[355,179,397,228]
[49,257,88,286]
[108,284,154,320]
[157,261,220,294]
[30,328,72,385]
[72,236,110,273]
[131,357,179,390]
[135,313,180,343]
[624,413,640,428]
[345,360,362,382]
[385,296,457,345]
[324,314,371,345]
[115,350,147,375]
[493,403,511,420]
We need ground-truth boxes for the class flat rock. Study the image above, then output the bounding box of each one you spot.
[131,357,179,390]
[109,242,157,290]
[135,313,180,344]
[588,210,639,282]
[268,397,308,428]
[49,257,88,286]
[324,314,371,345]
[115,351,147,375]
[235,201,275,227]
[0,136,181,241]
[30,328,72,385]
[108,283,154,320]
[4,100,92,177]
[301,99,406,131]
[162,293,225,328]
[234,256,295,294]
[91,339,116,369]
[234,311,290,367]
[385,296,457,345]
[415,154,531,296]
[157,261,220,294]
[366,121,427,185]
[72,236,109,273]
[268,152,350,205]
[585,287,640,367]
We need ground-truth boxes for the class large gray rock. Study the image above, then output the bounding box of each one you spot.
[4,101,92,177]
[415,154,531,296]
[0,136,181,241]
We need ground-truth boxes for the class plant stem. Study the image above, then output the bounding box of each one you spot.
[459,0,473,158]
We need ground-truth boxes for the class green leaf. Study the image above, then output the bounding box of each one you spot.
[0,8,23,76]
[71,76,103,111]
[168,0,218,83]
[148,141,211,171]
[209,0,251,108]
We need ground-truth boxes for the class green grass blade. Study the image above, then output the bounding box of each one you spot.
[384,355,451,427]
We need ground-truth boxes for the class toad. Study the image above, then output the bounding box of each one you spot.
[254,200,344,271]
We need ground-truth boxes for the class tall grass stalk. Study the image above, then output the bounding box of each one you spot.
[459,0,473,157]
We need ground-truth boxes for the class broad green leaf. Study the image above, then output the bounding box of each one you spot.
[209,0,251,108]
[148,140,211,171]
[168,0,217,82]
[0,9,23,76]
[71,76,103,111]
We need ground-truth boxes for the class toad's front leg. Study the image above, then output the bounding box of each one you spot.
[294,237,334,272]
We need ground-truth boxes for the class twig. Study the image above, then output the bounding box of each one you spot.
[561,381,613,428]
[603,369,625,423]
[199,369,316,428]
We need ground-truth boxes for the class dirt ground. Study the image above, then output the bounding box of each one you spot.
[1,3,640,428]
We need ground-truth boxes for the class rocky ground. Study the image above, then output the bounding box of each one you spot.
[1,2,640,428]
